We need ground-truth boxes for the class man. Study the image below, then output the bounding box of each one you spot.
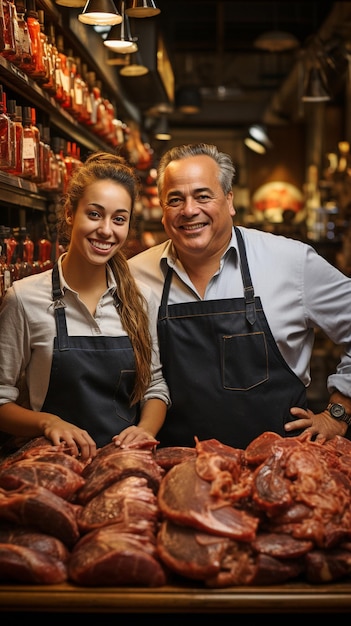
[129,143,351,449]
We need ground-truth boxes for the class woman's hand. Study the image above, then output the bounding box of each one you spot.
[112,425,159,449]
[285,406,348,442]
[41,415,97,461]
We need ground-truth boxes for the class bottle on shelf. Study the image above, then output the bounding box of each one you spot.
[14,1,32,71]
[7,99,23,175]
[0,0,20,63]
[55,34,69,105]
[26,0,46,80]
[0,85,11,170]
[22,105,38,179]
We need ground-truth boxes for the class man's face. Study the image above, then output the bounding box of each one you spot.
[160,155,235,261]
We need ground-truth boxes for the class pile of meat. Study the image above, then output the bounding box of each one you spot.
[0,431,351,588]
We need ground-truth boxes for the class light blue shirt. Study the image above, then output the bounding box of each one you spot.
[129,226,351,396]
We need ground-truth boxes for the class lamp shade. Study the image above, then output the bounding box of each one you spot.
[302,66,331,102]
[125,0,160,17]
[244,124,273,154]
[175,84,202,114]
[56,0,86,7]
[154,116,171,140]
[254,30,299,52]
[104,21,138,53]
[119,50,149,76]
[78,0,123,26]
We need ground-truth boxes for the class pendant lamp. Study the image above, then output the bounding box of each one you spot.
[56,0,86,7]
[153,115,171,140]
[119,50,149,76]
[175,84,202,114]
[104,1,138,53]
[78,0,123,26]
[125,0,160,18]
[302,66,331,102]
[244,124,273,154]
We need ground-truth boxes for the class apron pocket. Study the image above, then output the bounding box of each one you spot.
[222,332,269,390]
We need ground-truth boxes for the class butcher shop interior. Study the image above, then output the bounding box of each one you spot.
[0,0,351,617]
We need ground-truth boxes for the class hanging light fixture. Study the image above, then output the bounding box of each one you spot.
[302,66,331,102]
[125,0,160,17]
[104,0,138,53]
[254,30,299,53]
[78,0,122,26]
[56,0,86,8]
[301,37,331,103]
[244,124,273,154]
[175,84,202,114]
[119,50,149,76]
[153,115,171,141]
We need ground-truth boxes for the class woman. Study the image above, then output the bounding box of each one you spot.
[0,152,170,461]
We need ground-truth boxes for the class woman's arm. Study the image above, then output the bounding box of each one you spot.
[0,402,97,460]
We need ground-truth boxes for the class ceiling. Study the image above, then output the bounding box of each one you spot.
[151,0,351,131]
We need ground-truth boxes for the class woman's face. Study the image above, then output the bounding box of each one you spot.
[67,179,132,266]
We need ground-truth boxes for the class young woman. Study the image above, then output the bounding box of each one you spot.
[0,152,170,460]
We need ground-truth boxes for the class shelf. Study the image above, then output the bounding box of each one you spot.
[0,57,115,154]
[0,171,47,212]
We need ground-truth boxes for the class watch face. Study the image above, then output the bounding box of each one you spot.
[330,403,346,419]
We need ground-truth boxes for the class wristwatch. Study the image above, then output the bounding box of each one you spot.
[327,402,351,427]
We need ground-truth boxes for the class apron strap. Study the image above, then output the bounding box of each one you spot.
[51,262,69,351]
[234,227,256,325]
[160,229,257,325]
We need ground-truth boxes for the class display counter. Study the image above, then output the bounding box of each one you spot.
[1,581,351,614]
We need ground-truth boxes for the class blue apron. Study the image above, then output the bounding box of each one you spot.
[156,227,306,449]
[41,263,139,447]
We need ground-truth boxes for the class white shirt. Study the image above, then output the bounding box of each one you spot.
[0,254,170,411]
[129,226,351,396]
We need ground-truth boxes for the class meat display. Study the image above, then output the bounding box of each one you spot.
[1,432,351,588]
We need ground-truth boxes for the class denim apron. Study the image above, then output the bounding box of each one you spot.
[156,227,306,449]
[41,263,139,448]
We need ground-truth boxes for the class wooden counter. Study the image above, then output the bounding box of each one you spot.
[1,581,351,614]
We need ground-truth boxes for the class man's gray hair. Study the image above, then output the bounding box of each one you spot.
[157,143,236,197]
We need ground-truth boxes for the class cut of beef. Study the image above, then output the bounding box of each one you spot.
[158,459,259,541]
[0,543,67,583]
[154,446,197,471]
[305,547,351,583]
[68,524,167,587]
[77,448,164,504]
[0,459,85,500]
[77,475,159,534]
[0,525,69,562]
[0,485,81,547]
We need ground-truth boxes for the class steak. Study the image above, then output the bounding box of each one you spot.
[68,524,167,587]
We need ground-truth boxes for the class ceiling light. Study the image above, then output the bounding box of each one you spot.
[302,66,331,102]
[103,2,138,53]
[244,124,273,154]
[125,0,160,18]
[153,116,171,140]
[78,0,123,26]
[56,0,86,7]
[119,50,149,76]
[254,30,299,53]
[175,84,202,114]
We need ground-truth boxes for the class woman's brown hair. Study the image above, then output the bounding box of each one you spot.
[58,151,152,404]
